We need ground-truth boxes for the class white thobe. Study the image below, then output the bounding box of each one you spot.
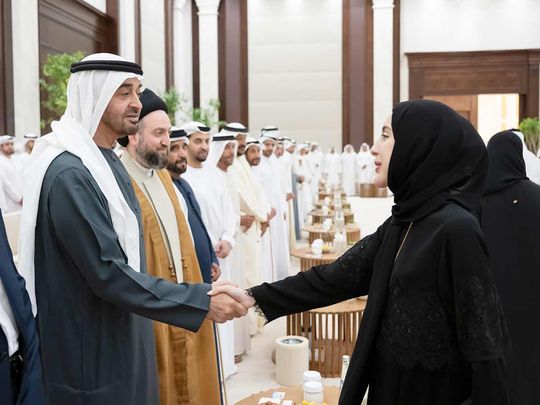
[357,151,375,184]
[323,153,342,187]
[524,149,540,184]
[223,167,251,355]
[306,151,324,199]
[341,151,357,196]
[183,164,237,379]
[229,157,271,334]
[0,155,23,213]
[293,155,313,226]
[276,154,295,248]
[257,155,290,281]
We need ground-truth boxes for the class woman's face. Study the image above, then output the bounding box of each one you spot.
[371,114,395,188]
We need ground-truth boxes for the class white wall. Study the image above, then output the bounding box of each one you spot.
[400,0,540,102]
[118,0,136,62]
[81,0,107,13]
[11,0,40,139]
[477,94,520,142]
[248,0,342,151]
[140,0,166,93]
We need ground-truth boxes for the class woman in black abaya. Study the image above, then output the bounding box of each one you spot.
[211,100,510,405]
[481,131,540,405]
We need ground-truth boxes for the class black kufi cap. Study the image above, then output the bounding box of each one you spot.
[117,88,168,147]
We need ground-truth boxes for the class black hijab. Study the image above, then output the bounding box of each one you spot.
[484,130,528,195]
[389,99,488,221]
[340,99,488,404]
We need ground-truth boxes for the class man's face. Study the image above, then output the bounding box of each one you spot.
[262,140,275,157]
[311,145,317,152]
[187,132,210,163]
[133,110,171,169]
[218,142,236,169]
[236,133,247,156]
[101,77,142,138]
[246,146,261,166]
[167,140,188,175]
[0,141,14,156]
[26,140,35,153]
[287,146,296,154]
[275,144,284,157]
[300,148,307,156]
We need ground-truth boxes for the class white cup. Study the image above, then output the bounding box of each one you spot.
[321,206,329,215]
[311,239,323,256]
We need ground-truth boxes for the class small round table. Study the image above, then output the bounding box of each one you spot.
[314,200,351,211]
[236,385,340,405]
[303,224,361,245]
[287,299,366,377]
[318,191,346,201]
[290,247,339,272]
[310,210,355,225]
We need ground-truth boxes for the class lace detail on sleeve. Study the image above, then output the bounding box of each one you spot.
[457,276,509,361]
[329,233,378,295]
[246,288,268,322]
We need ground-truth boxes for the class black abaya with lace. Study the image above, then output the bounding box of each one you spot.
[250,204,509,405]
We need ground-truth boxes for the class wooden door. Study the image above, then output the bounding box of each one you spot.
[424,95,478,128]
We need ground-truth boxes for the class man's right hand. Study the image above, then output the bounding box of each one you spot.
[240,215,255,231]
[267,207,277,221]
[206,292,248,323]
[260,222,269,236]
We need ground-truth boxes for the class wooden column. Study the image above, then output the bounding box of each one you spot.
[0,0,14,134]
[217,0,248,124]
[342,0,373,148]
[164,0,174,89]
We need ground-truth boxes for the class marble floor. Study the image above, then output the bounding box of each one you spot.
[225,195,394,404]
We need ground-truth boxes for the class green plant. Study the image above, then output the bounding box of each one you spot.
[39,51,85,129]
[162,87,185,126]
[189,99,225,128]
[519,117,540,155]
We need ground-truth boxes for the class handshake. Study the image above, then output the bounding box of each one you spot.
[205,281,257,323]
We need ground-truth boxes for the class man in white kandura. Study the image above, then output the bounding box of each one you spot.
[257,126,290,281]
[341,144,357,196]
[182,121,238,379]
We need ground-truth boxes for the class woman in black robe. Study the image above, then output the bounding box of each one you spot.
[481,130,540,405]
[212,100,510,405]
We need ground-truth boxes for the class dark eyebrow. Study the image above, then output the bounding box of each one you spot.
[118,83,133,89]
[382,125,391,132]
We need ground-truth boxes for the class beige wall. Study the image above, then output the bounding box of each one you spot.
[140,0,166,94]
[248,0,342,151]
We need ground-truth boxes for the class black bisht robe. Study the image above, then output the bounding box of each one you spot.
[250,100,510,405]
[34,150,211,405]
[481,131,540,405]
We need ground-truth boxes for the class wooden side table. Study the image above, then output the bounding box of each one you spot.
[287,300,366,377]
[235,385,340,405]
[288,248,367,377]
[290,247,339,272]
[318,191,346,201]
[314,201,351,210]
[310,210,354,225]
[303,225,361,245]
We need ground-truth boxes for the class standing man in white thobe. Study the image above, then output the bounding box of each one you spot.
[356,142,375,184]
[341,144,357,196]
[182,122,238,379]
[0,136,23,212]
[230,135,272,334]
[211,124,252,362]
[258,127,290,281]
[306,142,324,201]
[293,144,313,226]
[323,146,341,188]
